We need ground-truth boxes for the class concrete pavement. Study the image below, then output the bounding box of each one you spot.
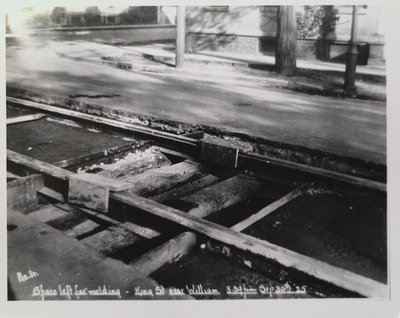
[6,35,386,166]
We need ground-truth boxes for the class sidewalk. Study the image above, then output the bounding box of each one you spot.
[6,36,386,166]
[119,43,386,77]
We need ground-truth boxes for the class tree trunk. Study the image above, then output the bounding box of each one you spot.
[275,6,297,76]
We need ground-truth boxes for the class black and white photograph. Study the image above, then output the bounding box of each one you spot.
[2,1,400,317]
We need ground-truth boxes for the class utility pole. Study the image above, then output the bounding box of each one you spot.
[175,6,185,68]
[6,14,11,33]
[275,6,297,76]
[344,5,359,90]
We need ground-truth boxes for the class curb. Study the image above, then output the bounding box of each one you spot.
[57,51,290,89]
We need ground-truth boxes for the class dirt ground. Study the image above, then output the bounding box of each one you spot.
[243,192,386,283]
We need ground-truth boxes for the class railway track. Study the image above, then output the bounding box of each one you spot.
[6,97,387,300]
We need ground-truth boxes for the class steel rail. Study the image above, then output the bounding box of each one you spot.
[238,152,386,192]
[6,97,198,149]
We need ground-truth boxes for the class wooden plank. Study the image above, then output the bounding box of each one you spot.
[7,150,73,180]
[71,172,134,192]
[149,174,220,203]
[231,185,306,232]
[111,191,387,298]
[89,148,171,179]
[65,219,102,238]
[121,160,206,197]
[68,172,135,213]
[82,207,160,239]
[52,142,147,168]
[129,232,196,277]
[68,174,110,213]
[81,226,141,256]
[7,113,46,125]
[182,175,263,218]
[7,174,44,214]
[57,203,161,239]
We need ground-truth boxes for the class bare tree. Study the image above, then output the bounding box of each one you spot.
[275,6,297,76]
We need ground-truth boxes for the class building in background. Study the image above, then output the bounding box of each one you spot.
[6,5,385,65]
[186,5,385,65]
